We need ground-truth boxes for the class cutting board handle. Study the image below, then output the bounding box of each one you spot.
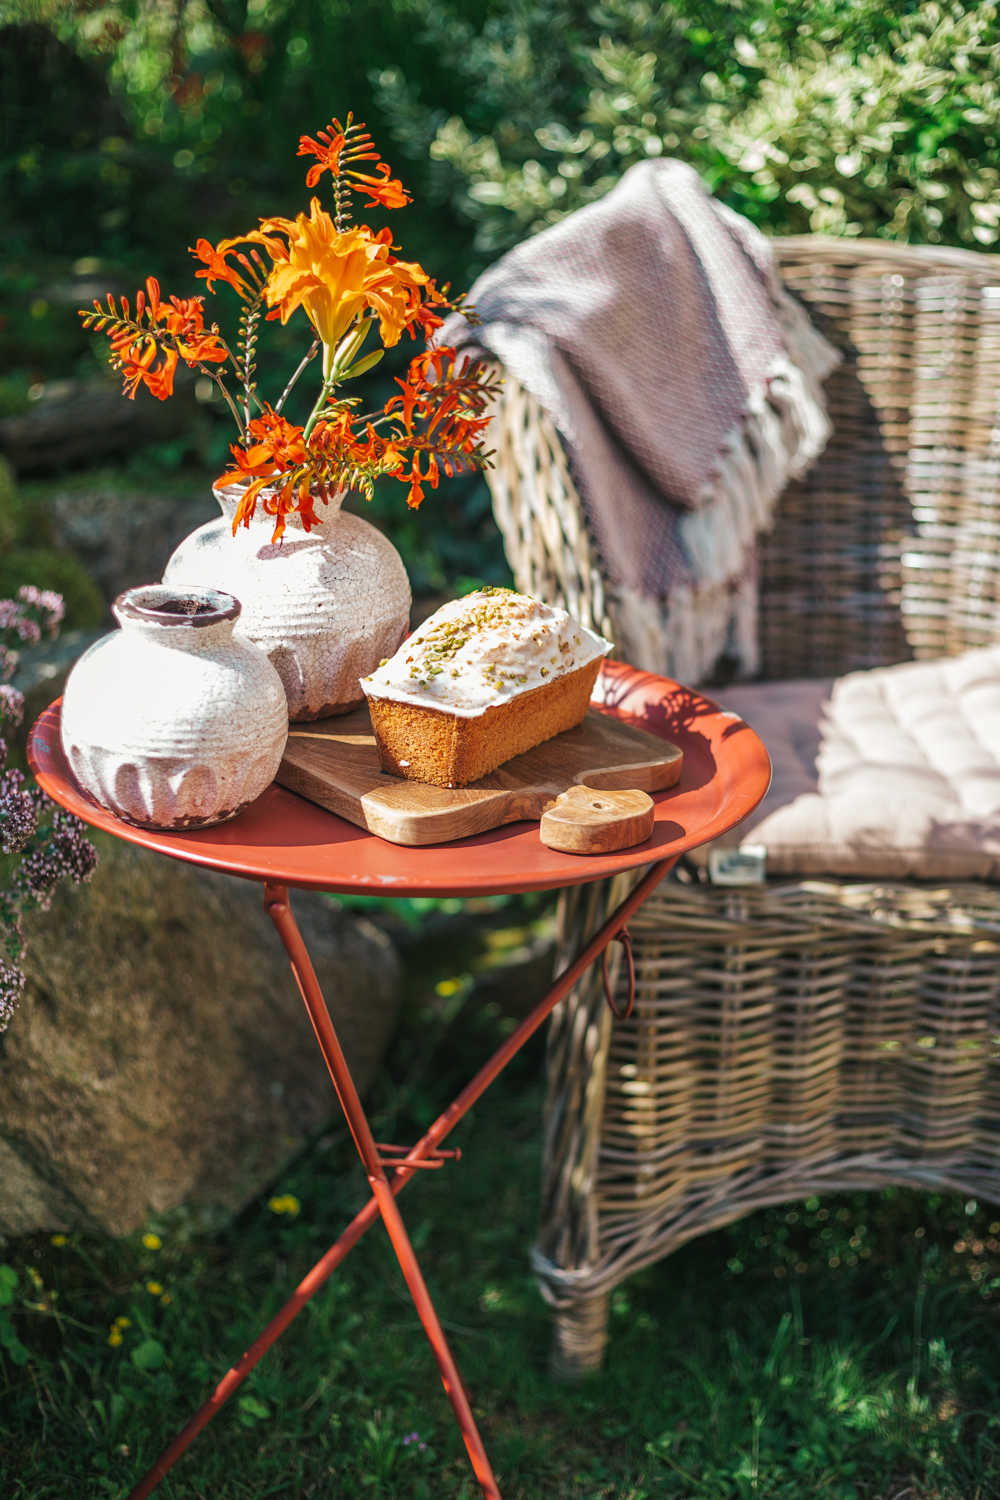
[539,785,655,855]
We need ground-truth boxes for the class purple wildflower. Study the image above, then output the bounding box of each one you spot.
[0,957,24,1033]
[0,588,66,658]
[0,685,23,725]
[15,808,98,910]
[17,586,65,637]
[0,585,95,1039]
[0,768,38,855]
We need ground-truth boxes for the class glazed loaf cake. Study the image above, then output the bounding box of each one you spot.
[360,588,611,787]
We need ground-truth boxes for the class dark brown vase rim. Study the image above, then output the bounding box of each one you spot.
[113,585,241,629]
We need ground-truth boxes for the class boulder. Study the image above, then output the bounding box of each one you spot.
[0,837,401,1237]
[0,379,199,476]
[47,478,217,606]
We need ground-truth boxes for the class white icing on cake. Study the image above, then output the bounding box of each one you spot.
[360,589,611,718]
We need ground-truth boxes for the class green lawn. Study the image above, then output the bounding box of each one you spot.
[1,902,999,1499]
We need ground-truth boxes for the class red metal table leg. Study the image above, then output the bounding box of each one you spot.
[127,857,675,1500]
[264,884,502,1499]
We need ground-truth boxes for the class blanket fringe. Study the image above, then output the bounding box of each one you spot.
[481,270,839,686]
[656,285,839,678]
[612,572,759,687]
[680,292,838,594]
[612,288,837,684]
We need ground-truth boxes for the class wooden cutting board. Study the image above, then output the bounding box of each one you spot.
[277,704,683,848]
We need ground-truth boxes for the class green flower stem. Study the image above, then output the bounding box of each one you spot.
[301,320,370,443]
[302,363,339,446]
[275,339,320,414]
[239,291,266,428]
[197,364,246,440]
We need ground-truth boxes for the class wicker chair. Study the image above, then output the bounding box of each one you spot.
[485,237,1000,1378]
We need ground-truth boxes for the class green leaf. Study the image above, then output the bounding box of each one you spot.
[237,1395,271,1422]
[131,1338,166,1372]
[0,1317,28,1364]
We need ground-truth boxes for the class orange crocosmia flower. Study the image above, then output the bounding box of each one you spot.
[297,128,347,188]
[191,238,255,299]
[168,303,229,365]
[217,409,316,536]
[247,198,430,350]
[250,408,311,468]
[179,329,228,363]
[114,281,228,368]
[117,338,179,401]
[348,162,411,210]
[297,121,410,206]
[410,301,445,339]
[390,374,420,432]
[406,455,427,510]
[380,439,405,476]
[220,410,308,480]
[142,276,164,321]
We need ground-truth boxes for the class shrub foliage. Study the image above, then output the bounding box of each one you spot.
[376,0,1000,253]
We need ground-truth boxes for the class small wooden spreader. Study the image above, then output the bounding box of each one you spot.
[277,704,682,851]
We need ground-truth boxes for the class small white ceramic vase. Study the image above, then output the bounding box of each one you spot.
[163,482,411,721]
[60,584,289,830]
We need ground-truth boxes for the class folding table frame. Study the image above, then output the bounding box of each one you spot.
[28,662,769,1498]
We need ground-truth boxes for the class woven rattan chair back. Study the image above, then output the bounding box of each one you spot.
[488,237,1000,682]
[768,240,1000,677]
[484,237,1000,1379]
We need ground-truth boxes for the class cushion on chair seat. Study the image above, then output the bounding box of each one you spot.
[705,646,1000,878]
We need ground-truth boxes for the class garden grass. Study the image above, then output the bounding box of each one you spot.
[1,902,999,1499]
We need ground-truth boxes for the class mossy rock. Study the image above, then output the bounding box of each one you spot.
[0,454,105,625]
[0,546,105,627]
[0,836,402,1236]
[17,471,218,609]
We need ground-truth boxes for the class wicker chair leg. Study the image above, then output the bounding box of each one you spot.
[548,1291,611,1381]
[535,870,642,1379]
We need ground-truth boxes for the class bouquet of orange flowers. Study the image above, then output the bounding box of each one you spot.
[79,115,499,541]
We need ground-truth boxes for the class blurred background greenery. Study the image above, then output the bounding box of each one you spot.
[0,0,512,615]
[2,0,999,622]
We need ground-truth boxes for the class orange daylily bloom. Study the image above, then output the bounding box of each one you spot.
[244,198,429,350]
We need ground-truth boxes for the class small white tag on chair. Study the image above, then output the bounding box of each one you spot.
[708,844,767,885]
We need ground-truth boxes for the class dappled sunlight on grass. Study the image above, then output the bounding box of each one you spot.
[1,902,998,1497]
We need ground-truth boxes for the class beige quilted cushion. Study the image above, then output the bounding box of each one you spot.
[703,646,1000,879]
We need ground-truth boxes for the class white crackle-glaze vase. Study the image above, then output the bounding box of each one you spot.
[60,584,289,830]
[163,482,411,721]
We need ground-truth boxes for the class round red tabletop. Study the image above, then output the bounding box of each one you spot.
[28,661,770,899]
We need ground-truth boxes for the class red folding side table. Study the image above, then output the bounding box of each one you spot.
[29,660,770,1499]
